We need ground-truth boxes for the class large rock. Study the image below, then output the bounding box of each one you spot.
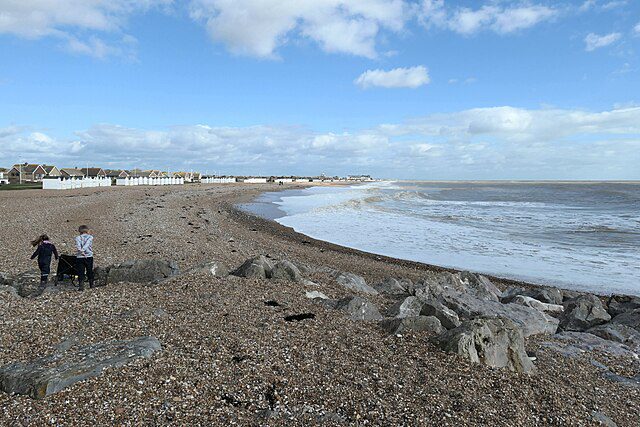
[0,336,161,399]
[0,285,18,301]
[540,332,637,359]
[0,272,14,287]
[420,300,461,330]
[611,309,640,331]
[560,295,611,332]
[305,291,329,300]
[607,295,640,318]
[232,255,273,279]
[511,295,564,314]
[190,260,230,278]
[385,296,423,318]
[270,260,302,282]
[416,271,501,302]
[435,317,535,374]
[372,277,409,297]
[501,287,563,305]
[332,296,383,321]
[588,323,640,350]
[380,316,444,335]
[440,290,559,336]
[107,260,180,284]
[334,273,378,295]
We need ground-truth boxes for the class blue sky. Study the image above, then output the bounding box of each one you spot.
[1,0,639,179]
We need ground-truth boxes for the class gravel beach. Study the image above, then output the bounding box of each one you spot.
[0,184,638,426]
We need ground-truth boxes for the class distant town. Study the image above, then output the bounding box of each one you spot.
[0,162,375,188]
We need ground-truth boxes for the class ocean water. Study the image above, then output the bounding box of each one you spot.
[243,181,640,296]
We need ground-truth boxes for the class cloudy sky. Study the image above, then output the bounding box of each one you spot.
[1,0,639,179]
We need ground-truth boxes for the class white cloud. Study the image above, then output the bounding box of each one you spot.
[0,1,171,58]
[355,66,430,89]
[584,32,622,51]
[419,1,557,35]
[188,0,408,58]
[634,22,640,35]
[3,106,640,179]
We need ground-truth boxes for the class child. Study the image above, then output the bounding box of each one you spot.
[30,234,59,287]
[75,225,95,291]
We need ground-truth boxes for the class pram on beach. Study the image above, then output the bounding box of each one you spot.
[55,254,77,285]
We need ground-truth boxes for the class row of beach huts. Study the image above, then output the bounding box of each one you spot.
[0,163,374,189]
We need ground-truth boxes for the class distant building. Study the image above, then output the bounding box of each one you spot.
[82,168,106,178]
[60,168,86,178]
[347,175,373,182]
[8,163,60,183]
[105,169,130,178]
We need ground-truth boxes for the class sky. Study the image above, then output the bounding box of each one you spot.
[0,0,639,180]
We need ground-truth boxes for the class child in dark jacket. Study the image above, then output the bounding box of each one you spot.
[31,234,59,287]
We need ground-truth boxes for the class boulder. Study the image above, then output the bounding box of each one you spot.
[611,309,640,331]
[0,285,18,301]
[271,260,302,282]
[107,260,180,284]
[540,332,637,359]
[441,290,559,336]
[305,291,329,300]
[0,272,14,287]
[0,336,161,399]
[191,261,230,278]
[588,323,640,350]
[501,287,563,305]
[379,316,444,335]
[435,317,535,374]
[334,273,378,295]
[417,271,501,301]
[607,295,640,318]
[385,296,423,318]
[420,301,461,330]
[560,295,611,332]
[333,296,383,321]
[458,271,502,301]
[511,295,564,314]
[232,256,273,279]
[372,277,409,297]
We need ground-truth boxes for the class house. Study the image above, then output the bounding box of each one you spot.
[105,169,130,178]
[8,163,60,183]
[60,168,86,178]
[173,171,200,182]
[0,169,8,185]
[83,168,106,178]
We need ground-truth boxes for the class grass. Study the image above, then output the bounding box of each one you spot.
[0,183,43,191]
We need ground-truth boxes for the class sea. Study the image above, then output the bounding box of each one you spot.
[242,181,640,296]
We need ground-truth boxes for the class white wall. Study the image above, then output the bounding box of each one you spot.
[201,177,236,183]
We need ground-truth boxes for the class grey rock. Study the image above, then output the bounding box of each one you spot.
[458,271,502,301]
[591,360,640,389]
[0,336,161,399]
[232,255,273,279]
[372,277,409,296]
[560,295,611,332]
[334,273,378,295]
[271,260,302,282]
[540,332,637,359]
[511,295,564,313]
[607,295,640,317]
[333,296,383,321]
[305,291,329,300]
[385,296,423,318]
[441,290,559,336]
[420,301,461,330]
[611,308,640,331]
[380,316,444,335]
[0,285,18,300]
[0,272,14,287]
[501,287,563,305]
[107,260,180,284]
[191,261,230,278]
[591,411,618,427]
[435,317,535,374]
[588,323,640,350]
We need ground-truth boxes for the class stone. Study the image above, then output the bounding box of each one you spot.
[458,271,502,301]
[435,317,535,374]
[379,316,444,335]
[511,295,564,313]
[333,296,383,321]
[0,336,161,399]
[270,260,302,282]
[232,255,273,279]
[419,301,461,330]
[334,273,378,295]
[305,291,329,300]
[191,261,230,278]
[0,285,18,300]
[371,277,409,296]
[0,272,14,287]
[611,309,640,331]
[607,295,640,317]
[441,290,559,336]
[588,323,640,350]
[501,287,563,305]
[107,260,180,284]
[591,411,618,427]
[560,295,611,332]
[540,332,637,359]
[385,296,423,318]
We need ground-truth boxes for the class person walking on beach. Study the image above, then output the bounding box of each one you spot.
[30,234,59,288]
[75,225,94,291]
